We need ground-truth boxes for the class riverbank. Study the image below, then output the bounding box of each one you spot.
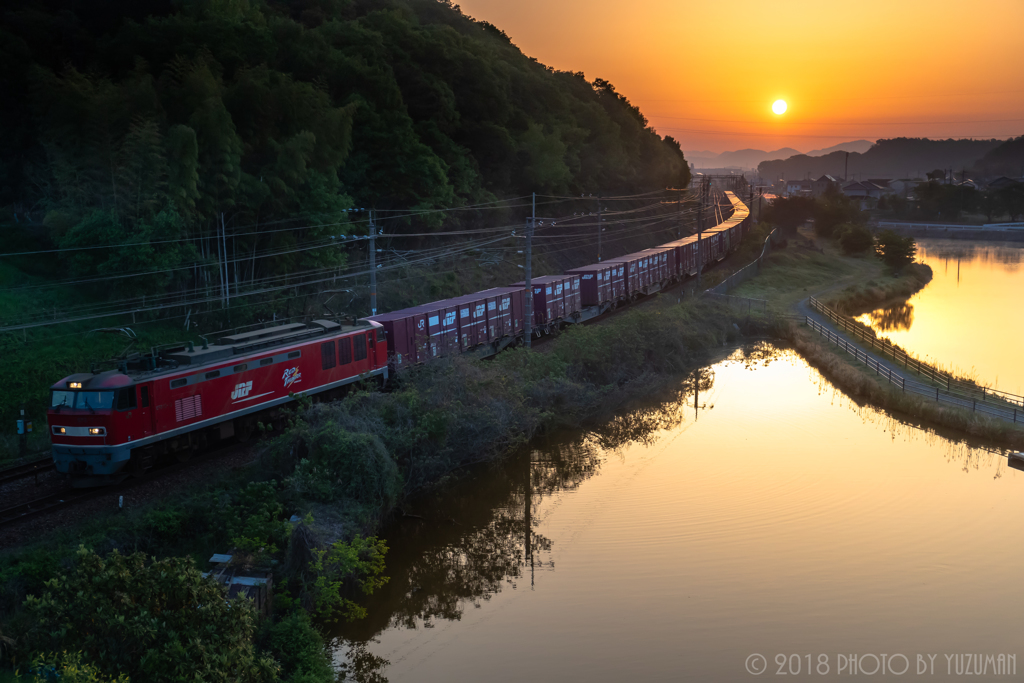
[730,235,1024,448]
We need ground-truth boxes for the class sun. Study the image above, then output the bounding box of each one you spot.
[772,99,788,115]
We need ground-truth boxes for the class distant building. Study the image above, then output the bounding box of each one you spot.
[988,176,1023,191]
[812,175,840,196]
[842,181,885,200]
[784,179,814,196]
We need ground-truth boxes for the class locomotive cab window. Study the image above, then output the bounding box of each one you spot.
[321,341,337,370]
[51,390,75,408]
[354,333,367,361]
[376,328,385,343]
[116,387,137,411]
[339,337,352,365]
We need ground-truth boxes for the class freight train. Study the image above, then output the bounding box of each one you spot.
[46,191,749,485]
[367,191,750,367]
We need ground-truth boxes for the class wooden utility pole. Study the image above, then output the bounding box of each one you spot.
[523,193,535,348]
[597,193,603,262]
[696,178,705,290]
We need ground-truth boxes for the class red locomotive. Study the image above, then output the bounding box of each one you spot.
[47,319,387,485]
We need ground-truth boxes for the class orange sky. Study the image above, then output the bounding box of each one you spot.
[456,0,1024,153]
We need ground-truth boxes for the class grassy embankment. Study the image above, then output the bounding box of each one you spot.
[732,234,1024,449]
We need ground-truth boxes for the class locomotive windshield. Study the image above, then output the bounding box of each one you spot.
[50,390,115,410]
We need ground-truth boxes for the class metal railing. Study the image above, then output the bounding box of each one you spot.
[706,228,778,295]
[705,292,769,315]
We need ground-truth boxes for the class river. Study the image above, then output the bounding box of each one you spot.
[855,238,1024,395]
[333,344,1024,682]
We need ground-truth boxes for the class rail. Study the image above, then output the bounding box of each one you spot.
[0,456,54,486]
[808,297,1024,409]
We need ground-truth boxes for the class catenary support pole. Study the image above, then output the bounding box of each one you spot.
[597,193,603,261]
[524,193,534,348]
[369,210,377,316]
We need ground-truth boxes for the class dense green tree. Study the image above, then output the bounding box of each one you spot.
[874,230,917,270]
[0,0,690,303]
[762,196,815,235]
[812,186,862,237]
[23,547,277,683]
[836,223,873,254]
[998,183,1024,221]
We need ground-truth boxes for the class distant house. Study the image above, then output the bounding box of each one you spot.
[842,181,884,199]
[988,176,1023,191]
[812,175,840,196]
[784,179,814,196]
[867,179,893,193]
[888,179,919,197]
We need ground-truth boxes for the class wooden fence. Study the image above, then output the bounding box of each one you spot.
[808,297,1024,409]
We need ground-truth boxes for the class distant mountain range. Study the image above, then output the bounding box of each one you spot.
[685,140,875,169]
[757,138,1005,181]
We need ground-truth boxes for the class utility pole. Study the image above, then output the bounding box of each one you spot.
[844,152,849,183]
[696,178,705,291]
[597,193,603,261]
[524,193,534,348]
[676,187,682,238]
[369,210,377,316]
[220,212,229,309]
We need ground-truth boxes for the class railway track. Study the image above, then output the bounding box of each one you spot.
[0,441,251,531]
[0,456,55,486]
[0,489,88,528]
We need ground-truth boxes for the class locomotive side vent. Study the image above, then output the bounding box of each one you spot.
[174,395,203,422]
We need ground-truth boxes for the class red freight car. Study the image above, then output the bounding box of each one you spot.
[512,274,582,329]
[47,320,387,484]
[565,264,612,307]
[368,287,525,368]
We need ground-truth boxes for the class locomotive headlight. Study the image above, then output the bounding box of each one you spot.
[68,382,82,389]
[54,427,66,435]
[88,427,105,435]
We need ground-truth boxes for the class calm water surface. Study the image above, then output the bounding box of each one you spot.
[856,239,1024,394]
[334,346,1024,682]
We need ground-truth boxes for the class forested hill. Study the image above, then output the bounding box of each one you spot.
[757,138,1003,181]
[0,0,689,242]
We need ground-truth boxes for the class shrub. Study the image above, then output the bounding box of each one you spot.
[306,536,389,623]
[292,426,401,511]
[28,652,129,683]
[837,224,874,254]
[23,547,277,683]
[260,612,334,683]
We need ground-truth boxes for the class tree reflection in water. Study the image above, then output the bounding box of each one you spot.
[330,352,744,679]
[860,302,914,332]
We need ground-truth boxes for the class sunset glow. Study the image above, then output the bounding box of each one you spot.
[772,100,787,116]
[456,0,1024,152]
